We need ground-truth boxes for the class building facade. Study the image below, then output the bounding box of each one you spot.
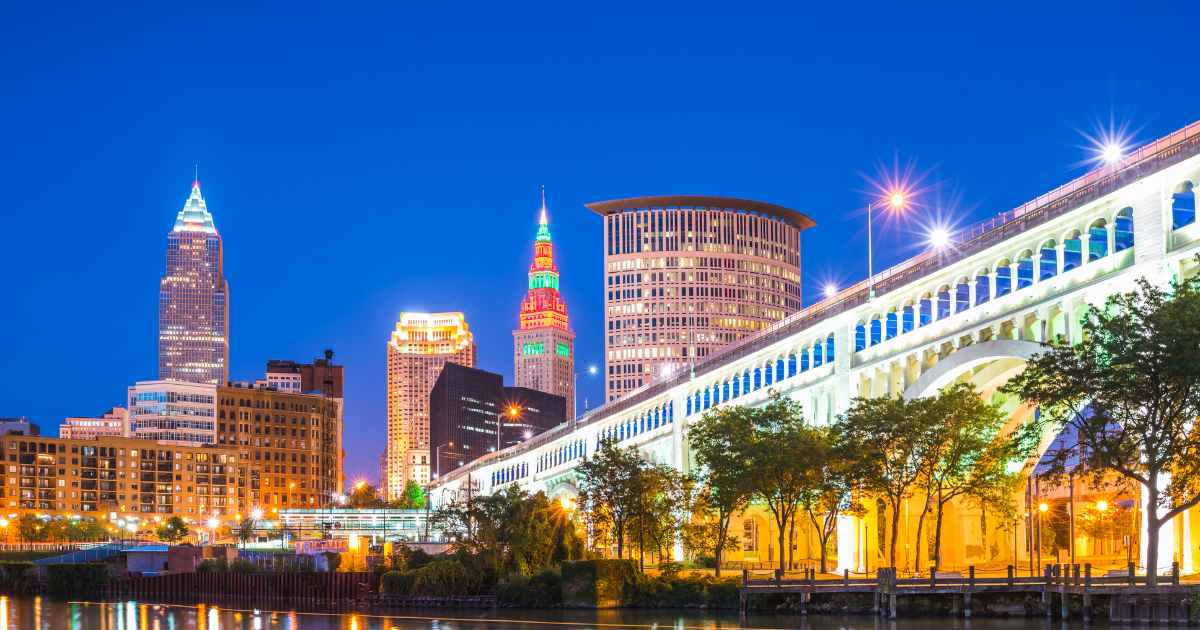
[127,381,218,445]
[0,433,240,520]
[158,180,230,385]
[60,407,129,440]
[215,382,343,515]
[513,191,575,418]
[586,196,814,401]
[0,418,39,437]
[264,352,346,492]
[430,362,565,477]
[385,312,475,496]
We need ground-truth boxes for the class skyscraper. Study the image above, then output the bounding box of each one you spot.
[586,195,814,402]
[158,179,229,385]
[385,312,475,497]
[513,189,575,418]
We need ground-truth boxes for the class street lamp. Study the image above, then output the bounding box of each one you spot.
[574,364,600,418]
[435,442,457,478]
[498,406,520,452]
[867,191,910,300]
[928,227,952,251]
[823,283,838,299]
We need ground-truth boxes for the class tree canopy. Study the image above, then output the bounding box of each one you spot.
[1005,273,1200,584]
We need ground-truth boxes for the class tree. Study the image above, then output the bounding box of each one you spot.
[16,515,46,542]
[576,439,642,559]
[346,482,386,508]
[235,517,256,548]
[835,394,940,570]
[1004,274,1200,585]
[393,480,428,509]
[688,403,756,576]
[433,487,581,580]
[918,383,1035,569]
[745,395,820,575]
[156,516,189,544]
[798,425,864,574]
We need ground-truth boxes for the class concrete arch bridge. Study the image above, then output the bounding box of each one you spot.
[432,121,1200,575]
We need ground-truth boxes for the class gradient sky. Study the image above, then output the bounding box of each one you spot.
[2,2,1197,483]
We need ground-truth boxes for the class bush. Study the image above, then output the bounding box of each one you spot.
[322,551,341,572]
[380,570,414,595]
[408,559,479,596]
[46,563,109,599]
[497,569,562,607]
[692,556,717,569]
[197,558,258,573]
[631,573,740,609]
[657,562,683,577]
[561,559,638,607]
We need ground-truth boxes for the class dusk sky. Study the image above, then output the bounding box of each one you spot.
[3,2,1197,483]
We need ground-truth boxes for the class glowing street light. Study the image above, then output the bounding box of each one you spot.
[1095,500,1108,513]
[823,283,838,299]
[1038,502,1049,513]
[928,227,952,251]
[1101,142,1124,165]
[251,508,264,520]
[587,365,598,376]
[867,190,909,300]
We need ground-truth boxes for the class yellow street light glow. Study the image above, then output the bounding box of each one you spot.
[887,191,908,210]
[206,517,220,529]
[348,534,360,551]
[251,508,263,520]
[1096,500,1109,512]
[1038,502,1049,513]
[354,480,366,491]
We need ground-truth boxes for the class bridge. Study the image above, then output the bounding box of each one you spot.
[431,119,1200,576]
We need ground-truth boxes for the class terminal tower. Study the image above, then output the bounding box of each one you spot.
[513,188,575,419]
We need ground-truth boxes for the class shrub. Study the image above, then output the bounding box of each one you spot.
[657,562,683,578]
[380,570,415,595]
[497,569,562,607]
[322,551,342,573]
[46,564,109,599]
[561,559,638,607]
[408,559,478,596]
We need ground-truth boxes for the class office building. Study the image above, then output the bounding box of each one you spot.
[385,312,475,496]
[60,407,129,440]
[215,382,343,515]
[430,362,565,476]
[586,195,814,401]
[127,380,218,445]
[158,179,229,385]
[264,351,344,397]
[513,190,575,419]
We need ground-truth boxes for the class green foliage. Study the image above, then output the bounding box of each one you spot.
[380,570,414,595]
[407,559,480,596]
[393,480,427,509]
[46,564,109,599]
[433,487,582,582]
[632,573,740,609]
[687,404,755,575]
[346,483,387,508]
[1004,271,1200,585]
[577,441,643,560]
[496,569,562,607]
[12,515,110,542]
[196,558,258,573]
[155,516,189,543]
[560,559,638,607]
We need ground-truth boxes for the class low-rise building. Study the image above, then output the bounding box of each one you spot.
[127,380,218,445]
[59,407,129,440]
[0,433,240,520]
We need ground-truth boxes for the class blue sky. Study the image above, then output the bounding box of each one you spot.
[2,1,1197,483]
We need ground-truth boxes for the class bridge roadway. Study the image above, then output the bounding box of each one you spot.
[431,119,1200,575]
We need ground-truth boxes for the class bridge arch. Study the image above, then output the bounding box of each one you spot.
[902,339,1044,400]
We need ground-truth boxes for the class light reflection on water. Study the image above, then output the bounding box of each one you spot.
[0,596,1120,629]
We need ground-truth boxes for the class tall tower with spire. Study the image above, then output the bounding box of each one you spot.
[513,188,575,420]
[158,178,229,385]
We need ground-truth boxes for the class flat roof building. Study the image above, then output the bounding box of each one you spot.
[587,195,814,401]
[430,362,565,478]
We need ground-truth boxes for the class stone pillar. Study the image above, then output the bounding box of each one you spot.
[988,272,998,300]
[968,279,978,306]
[1032,254,1042,284]
[1009,262,1020,291]
[1056,244,1066,273]
[1107,223,1117,257]
[1080,234,1092,266]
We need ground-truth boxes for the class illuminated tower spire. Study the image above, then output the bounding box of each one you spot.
[513,188,575,419]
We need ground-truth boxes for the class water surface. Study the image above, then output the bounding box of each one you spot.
[0,597,1127,629]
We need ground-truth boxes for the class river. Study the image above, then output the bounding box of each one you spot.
[0,596,1122,629]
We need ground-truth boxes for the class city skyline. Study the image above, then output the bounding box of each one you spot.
[5,3,1200,484]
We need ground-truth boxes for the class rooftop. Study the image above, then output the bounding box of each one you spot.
[585,195,816,230]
